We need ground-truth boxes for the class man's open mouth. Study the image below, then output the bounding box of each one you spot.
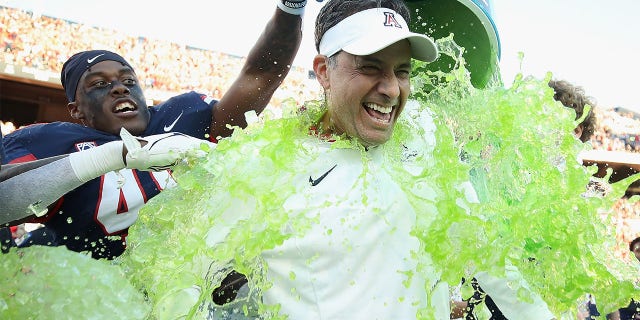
[364,102,392,122]
[114,102,136,113]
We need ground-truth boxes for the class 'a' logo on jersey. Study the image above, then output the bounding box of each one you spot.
[383,12,402,28]
[75,141,97,151]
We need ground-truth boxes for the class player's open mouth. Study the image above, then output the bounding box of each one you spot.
[364,102,393,123]
[114,101,136,114]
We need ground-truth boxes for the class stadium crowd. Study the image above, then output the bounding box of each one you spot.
[592,108,640,153]
[611,198,640,261]
[0,6,321,108]
[1,5,640,261]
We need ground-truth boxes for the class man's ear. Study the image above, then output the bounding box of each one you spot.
[67,102,83,120]
[574,124,584,140]
[313,54,330,90]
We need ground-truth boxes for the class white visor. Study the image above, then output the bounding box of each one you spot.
[319,8,438,62]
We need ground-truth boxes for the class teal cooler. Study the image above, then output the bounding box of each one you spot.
[405,0,501,88]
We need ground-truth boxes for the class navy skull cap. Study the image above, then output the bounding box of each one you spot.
[61,50,134,102]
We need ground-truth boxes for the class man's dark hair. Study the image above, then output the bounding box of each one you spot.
[548,79,597,142]
[629,236,640,252]
[314,0,411,53]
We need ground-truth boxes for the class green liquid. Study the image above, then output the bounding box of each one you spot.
[0,246,149,319]
[2,37,637,319]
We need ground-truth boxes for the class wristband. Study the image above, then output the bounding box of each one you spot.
[277,0,307,16]
[68,141,125,182]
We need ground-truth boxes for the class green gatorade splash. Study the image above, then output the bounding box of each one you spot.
[1,38,638,319]
[0,246,149,319]
[409,36,638,316]
[121,36,638,319]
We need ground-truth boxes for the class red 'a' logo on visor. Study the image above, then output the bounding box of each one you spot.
[383,12,402,28]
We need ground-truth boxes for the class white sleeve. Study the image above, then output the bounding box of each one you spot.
[0,142,125,224]
[0,157,83,224]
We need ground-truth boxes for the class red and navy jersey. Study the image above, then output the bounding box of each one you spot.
[2,91,216,259]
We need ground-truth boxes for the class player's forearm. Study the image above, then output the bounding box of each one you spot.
[243,7,303,91]
[0,157,83,225]
[0,142,125,225]
[211,6,303,139]
[0,155,67,182]
[0,131,209,224]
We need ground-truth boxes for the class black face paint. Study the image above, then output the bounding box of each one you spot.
[74,62,150,135]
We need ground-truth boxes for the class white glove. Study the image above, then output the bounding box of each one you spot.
[120,128,213,172]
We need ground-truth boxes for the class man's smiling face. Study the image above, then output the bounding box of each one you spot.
[69,60,150,135]
[317,40,412,147]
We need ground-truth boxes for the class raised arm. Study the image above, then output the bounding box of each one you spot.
[210,1,305,139]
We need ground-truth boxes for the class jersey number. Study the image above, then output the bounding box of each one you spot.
[95,170,175,234]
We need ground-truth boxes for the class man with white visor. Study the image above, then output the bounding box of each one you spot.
[255,0,446,318]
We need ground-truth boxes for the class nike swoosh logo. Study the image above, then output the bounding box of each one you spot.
[309,164,337,186]
[87,53,105,64]
[163,110,184,132]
